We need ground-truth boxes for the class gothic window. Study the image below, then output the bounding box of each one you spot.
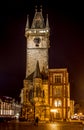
[26,90,28,99]
[35,21,41,28]
[36,87,41,97]
[29,89,33,100]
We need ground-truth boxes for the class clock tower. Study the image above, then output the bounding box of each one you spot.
[20,6,72,122]
[20,6,50,121]
[25,7,50,77]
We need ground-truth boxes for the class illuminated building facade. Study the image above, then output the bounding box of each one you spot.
[0,96,21,120]
[70,100,74,117]
[49,69,70,120]
[20,7,72,121]
[0,96,14,118]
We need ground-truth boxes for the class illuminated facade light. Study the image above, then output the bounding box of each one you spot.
[54,100,62,107]
[50,109,58,113]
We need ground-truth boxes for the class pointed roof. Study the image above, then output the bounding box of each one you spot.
[31,6,45,29]
[33,60,42,78]
[25,62,48,80]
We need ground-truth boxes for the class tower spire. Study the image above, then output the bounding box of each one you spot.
[40,5,42,12]
[46,14,49,28]
[25,15,29,31]
[35,5,37,12]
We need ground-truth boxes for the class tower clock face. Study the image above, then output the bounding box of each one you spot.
[34,37,41,46]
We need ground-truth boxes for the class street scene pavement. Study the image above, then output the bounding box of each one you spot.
[0,121,84,130]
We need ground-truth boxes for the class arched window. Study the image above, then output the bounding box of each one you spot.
[29,89,33,100]
[36,87,41,97]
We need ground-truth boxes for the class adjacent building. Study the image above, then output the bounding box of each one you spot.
[0,96,14,118]
[49,69,70,121]
[0,96,21,120]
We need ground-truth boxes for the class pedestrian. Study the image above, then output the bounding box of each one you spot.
[35,117,39,126]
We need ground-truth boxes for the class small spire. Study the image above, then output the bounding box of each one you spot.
[25,15,29,31]
[31,5,45,29]
[40,5,42,12]
[35,5,37,12]
[33,61,41,78]
[46,14,49,28]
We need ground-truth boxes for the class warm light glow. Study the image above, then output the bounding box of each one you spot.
[39,30,45,33]
[15,113,20,119]
[54,100,62,107]
[79,112,82,115]
[30,109,32,112]
[27,29,49,34]
[50,109,58,112]
[54,101,57,107]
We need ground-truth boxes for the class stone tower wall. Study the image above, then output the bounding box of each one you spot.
[26,49,48,77]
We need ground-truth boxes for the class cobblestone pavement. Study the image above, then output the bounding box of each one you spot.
[0,121,84,130]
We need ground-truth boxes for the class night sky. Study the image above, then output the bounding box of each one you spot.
[0,1,84,102]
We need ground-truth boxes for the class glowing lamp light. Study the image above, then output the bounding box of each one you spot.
[50,109,58,113]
